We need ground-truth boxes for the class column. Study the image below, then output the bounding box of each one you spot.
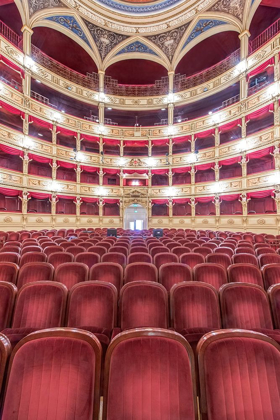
[52,124,57,145]
[118,198,123,221]
[190,197,196,217]
[50,193,58,216]
[168,168,173,187]
[274,189,280,214]
[120,139,124,157]
[119,169,123,187]
[21,150,31,175]
[239,30,250,100]
[99,70,105,93]
[98,168,104,185]
[75,196,82,217]
[22,114,29,136]
[273,144,280,170]
[148,199,153,218]
[190,134,195,153]
[148,139,152,157]
[274,98,280,128]
[99,136,103,154]
[148,169,152,188]
[50,158,59,180]
[239,193,249,216]
[275,53,279,82]
[213,194,221,216]
[240,152,248,190]
[213,160,221,182]
[21,25,33,97]
[241,116,247,139]
[215,127,220,159]
[19,190,30,214]
[168,103,174,126]
[168,138,173,156]
[76,132,81,152]
[99,102,105,125]
[167,198,173,218]
[168,71,174,94]
[189,164,196,184]
[75,163,82,183]
[98,198,104,217]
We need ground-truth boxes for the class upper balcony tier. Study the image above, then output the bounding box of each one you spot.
[1,19,280,110]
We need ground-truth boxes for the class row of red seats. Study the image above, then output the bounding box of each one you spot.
[0,327,279,419]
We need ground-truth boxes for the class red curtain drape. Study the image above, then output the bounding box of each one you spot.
[0,187,21,196]
[152,139,169,146]
[247,190,274,199]
[29,116,52,130]
[195,163,214,171]
[29,192,52,199]
[219,156,241,166]
[247,57,275,80]
[0,144,23,156]
[80,165,98,172]
[173,198,190,204]
[152,169,169,175]
[0,55,25,78]
[247,146,274,160]
[246,104,274,121]
[57,160,77,169]
[81,197,98,203]
[29,154,52,164]
[123,169,148,174]
[57,195,76,200]
[0,101,24,117]
[195,196,214,203]
[195,129,215,139]
[152,199,168,204]
[56,127,76,136]
[173,136,191,143]
[219,119,242,133]
[220,194,240,201]
[104,168,120,175]
[124,140,148,147]
[81,134,99,143]
[103,138,120,146]
[172,167,191,173]
[103,199,120,204]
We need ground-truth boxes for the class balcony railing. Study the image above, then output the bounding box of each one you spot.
[31,90,57,109]
[0,75,22,92]
[0,21,21,47]
[104,75,169,97]
[31,44,99,90]
[250,18,280,54]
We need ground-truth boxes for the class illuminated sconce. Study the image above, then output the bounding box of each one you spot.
[211,182,224,193]
[22,136,34,149]
[99,92,106,102]
[96,186,107,196]
[166,125,176,136]
[98,124,106,135]
[235,60,247,74]
[118,157,126,166]
[188,152,198,164]
[48,180,61,192]
[0,82,3,92]
[131,180,139,186]
[239,139,248,152]
[166,93,175,103]
[146,157,156,167]
[267,82,280,98]
[166,187,176,197]
[271,170,280,185]
[24,56,36,70]
[210,113,222,125]
[52,112,62,123]
[75,151,84,162]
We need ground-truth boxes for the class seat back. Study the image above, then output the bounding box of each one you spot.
[2,329,101,420]
[75,252,100,269]
[88,246,107,258]
[0,262,19,283]
[232,253,258,266]
[159,263,192,292]
[44,245,64,257]
[262,264,280,290]
[268,284,280,328]
[12,281,67,329]
[124,263,157,284]
[127,252,152,264]
[194,263,227,290]
[0,282,17,329]
[235,247,255,255]
[120,281,168,330]
[198,330,280,420]
[258,254,280,267]
[47,252,74,269]
[0,252,20,264]
[90,263,123,292]
[101,252,127,267]
[228,263,264,287]
[54,262,89,289]
[21,246,42,255]
[180,252,205,268]
[17,262,54,289]
[103,329,197,420]
[170,282,221,332]
[220,283,273,329]
[205,253,232,269]
[154,252,178,268]
[20,252,47,267]
[67,281,117,331]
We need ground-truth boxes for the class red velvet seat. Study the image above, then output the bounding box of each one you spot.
[59,242,74,251]
[203,243,217,250]
[103,328,197,420]
[88,245,108,258]
[0,281,17,329]
[124,262,157,284]
[127,252,152,264]
[17,262,54,289]
[0,262,19,283]
[2,281,67,348]
[172,246,191,258]
[205,253,232,269]
[150,246,169,259]
[180,252,205,268]
[54,262,88,289]
[220,283,280,341]
[75,252,100,269]
[221,243,235,251]
[235,247,255,255]
[0,333,11,396]
[258,253,280,267]
[129,246,148,254]
[69,238,83,245]
[67,245,86,257]
[170,282,221,347]
[198,330,280,420]
[256,247,276,256]
[148,242,165,251]
[119,281,168,330]
[7,232,19,241]
[20,252,47,267]
[90,262,123,292]
[44,245,64,257]
[154,252,179,268]
[102,252,127,267]
[98,242,112,251]
[47,251,74,268]
[85,238,100,245]
[268,284,280,329]
[67,281,117,346]
[228,263,264,287]
[194,263,227,290]
[159,263,192,292]
[1,246,21,254]
[193,247,213,258]
[232,253,258,266]
[262,264,280,290]
[21,246,42,255]
[2,328,102,420]
[214,247,233,257]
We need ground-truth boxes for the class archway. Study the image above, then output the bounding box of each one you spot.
[124,204,148,230]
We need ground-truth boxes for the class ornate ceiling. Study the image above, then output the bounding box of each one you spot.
[15,0,262,71]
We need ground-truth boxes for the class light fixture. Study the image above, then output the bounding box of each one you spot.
[166,187,175,197]
[22,136,34,149]
[146,157,156,167]
[211,182,223,193]
[161,108,166,111]
[235,60,247,74]
[177,117,182,123]
[188,152,198,163]
[36,80,41,83]
[271,170,280,185]
[98,124,105,134]
[48,180,61,192]
[99,92,106,102]
[166,125,175,136]
[131,180,139,186]
[38,133,43,137]
[24,56,35,70]
[107,107,112,110]
[167,93,174,103]
[118,157,126,166]
[208,111,213,115]
[0,82,4,92]
[96,186,107,196]
[267,82,279,98]
[75,151,84,161]
[52,112,61,122]
[61,110,65,113]
[210,113,222,125]
[239,139,248,152]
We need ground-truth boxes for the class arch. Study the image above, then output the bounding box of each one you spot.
[124,203,148,230]
[173,13,242,70]
[14,0,27,28]
[245,0,262,30]
[30,11,102,69]
[103,36,170,71]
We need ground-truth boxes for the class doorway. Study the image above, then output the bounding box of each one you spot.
[124,204,148,230]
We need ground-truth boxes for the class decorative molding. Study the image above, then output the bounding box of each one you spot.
[210,0,246,21]
[147,23,190,61]
[83,19,128,59]
[28,0,64,17]
[45,16,91,48]
[182,19,227,50]
[116,41,158,56]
